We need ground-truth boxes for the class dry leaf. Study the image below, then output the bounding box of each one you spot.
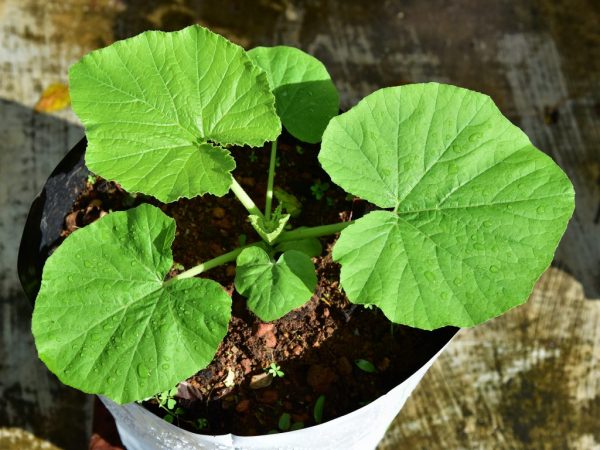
[35,83,70,112]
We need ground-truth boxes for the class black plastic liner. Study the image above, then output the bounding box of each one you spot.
[17,138,89,304]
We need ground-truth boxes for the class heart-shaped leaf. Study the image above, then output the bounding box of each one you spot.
[323,83,575,330]
[69,26,281,202]
[248,46,339,143]
[32,204,232,403]
[235,247,317,321]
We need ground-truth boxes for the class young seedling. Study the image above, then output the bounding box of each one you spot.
[196,418,209,431]
[310,180,330,200]
[354,359,377,374]
[31,25,574,409]
[278,412,291,431]
[266,363,285,378]
[313,395,326,424]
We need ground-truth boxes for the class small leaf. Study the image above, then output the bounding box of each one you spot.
[167,398,176,410]
[164,414,174,424]
[290,421,304,431]
[278,412,291,431]
[354,359,377,373]
[274,187,302,217]
[69,26,281,202]
[274,237,322,258]
[235,247,317,321]
[248,46,339,143]
[324,83,574,330]
[248,212,290,244]
[313,395,325,424]
[32,204,232,403]
[35,83,71,112]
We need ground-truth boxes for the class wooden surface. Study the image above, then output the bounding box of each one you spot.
[0,1,598,449]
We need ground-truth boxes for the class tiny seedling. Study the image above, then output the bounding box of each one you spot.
[31,25,574,410]
[310,180,330,200]
[354,359,377,374]
[196,418,209,430]
[278,412,291,431]
[266,363,285,378]
[313,395,326,424]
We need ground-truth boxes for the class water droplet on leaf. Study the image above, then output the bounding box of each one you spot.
[468,132,483,142]
[424,271,435,282]
[137,363,150,378]
[489,265,499,273]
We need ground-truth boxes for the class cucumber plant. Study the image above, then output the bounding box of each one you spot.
[31,25,574,405]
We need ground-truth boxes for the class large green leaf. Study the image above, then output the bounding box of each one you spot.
[69,25,281,202]
[32,204,232,403]
[248,46,339,143]
[235,247,317,321]
[324,83,575,329]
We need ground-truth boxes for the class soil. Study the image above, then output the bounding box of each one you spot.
[60,131,454,436]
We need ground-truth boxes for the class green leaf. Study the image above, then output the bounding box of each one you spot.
[235,247,317,321]
[274,237,322,258]
[248,208,290,244]
[354,359,377,373]
[290,421,304,431]
[313,395,325,424]
[248,46,339,143]
[274,187,302,217]
[278,412,291,431]
[32,204,232,403]
[325,83,574,329]
[69,25,281,202]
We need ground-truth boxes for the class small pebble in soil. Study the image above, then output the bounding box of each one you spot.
[249,372,273,389]
[212,207,226,219]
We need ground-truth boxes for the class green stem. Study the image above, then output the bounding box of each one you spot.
[276,221,354,243]
[170,243,259,281]
[168,221,354,281]
[230,178,263,218]
[265,139,277,220]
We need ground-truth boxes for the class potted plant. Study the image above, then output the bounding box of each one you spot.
[21,25,574,449]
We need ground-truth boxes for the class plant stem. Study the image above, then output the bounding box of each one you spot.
[230,178,263,218]
[264,139,277,220]
[167,221,354,281]
[170,243,259,281]
[276,221,354,242]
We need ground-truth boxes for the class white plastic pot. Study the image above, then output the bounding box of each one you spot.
[101,335,455,450]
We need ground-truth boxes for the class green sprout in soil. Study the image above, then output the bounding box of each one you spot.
[266,363,285,378]
[354,359,377,373]
[30,25,574,407]
[310,180,330,200]
[314,395,326,424]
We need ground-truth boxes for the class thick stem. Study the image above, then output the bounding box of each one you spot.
[230,178,263,218]
[276,220,354,243]
[264,139,277,220]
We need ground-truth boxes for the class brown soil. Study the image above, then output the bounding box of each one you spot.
[62,131,454,436]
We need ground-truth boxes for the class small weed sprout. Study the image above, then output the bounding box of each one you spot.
[266,363,285,378]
